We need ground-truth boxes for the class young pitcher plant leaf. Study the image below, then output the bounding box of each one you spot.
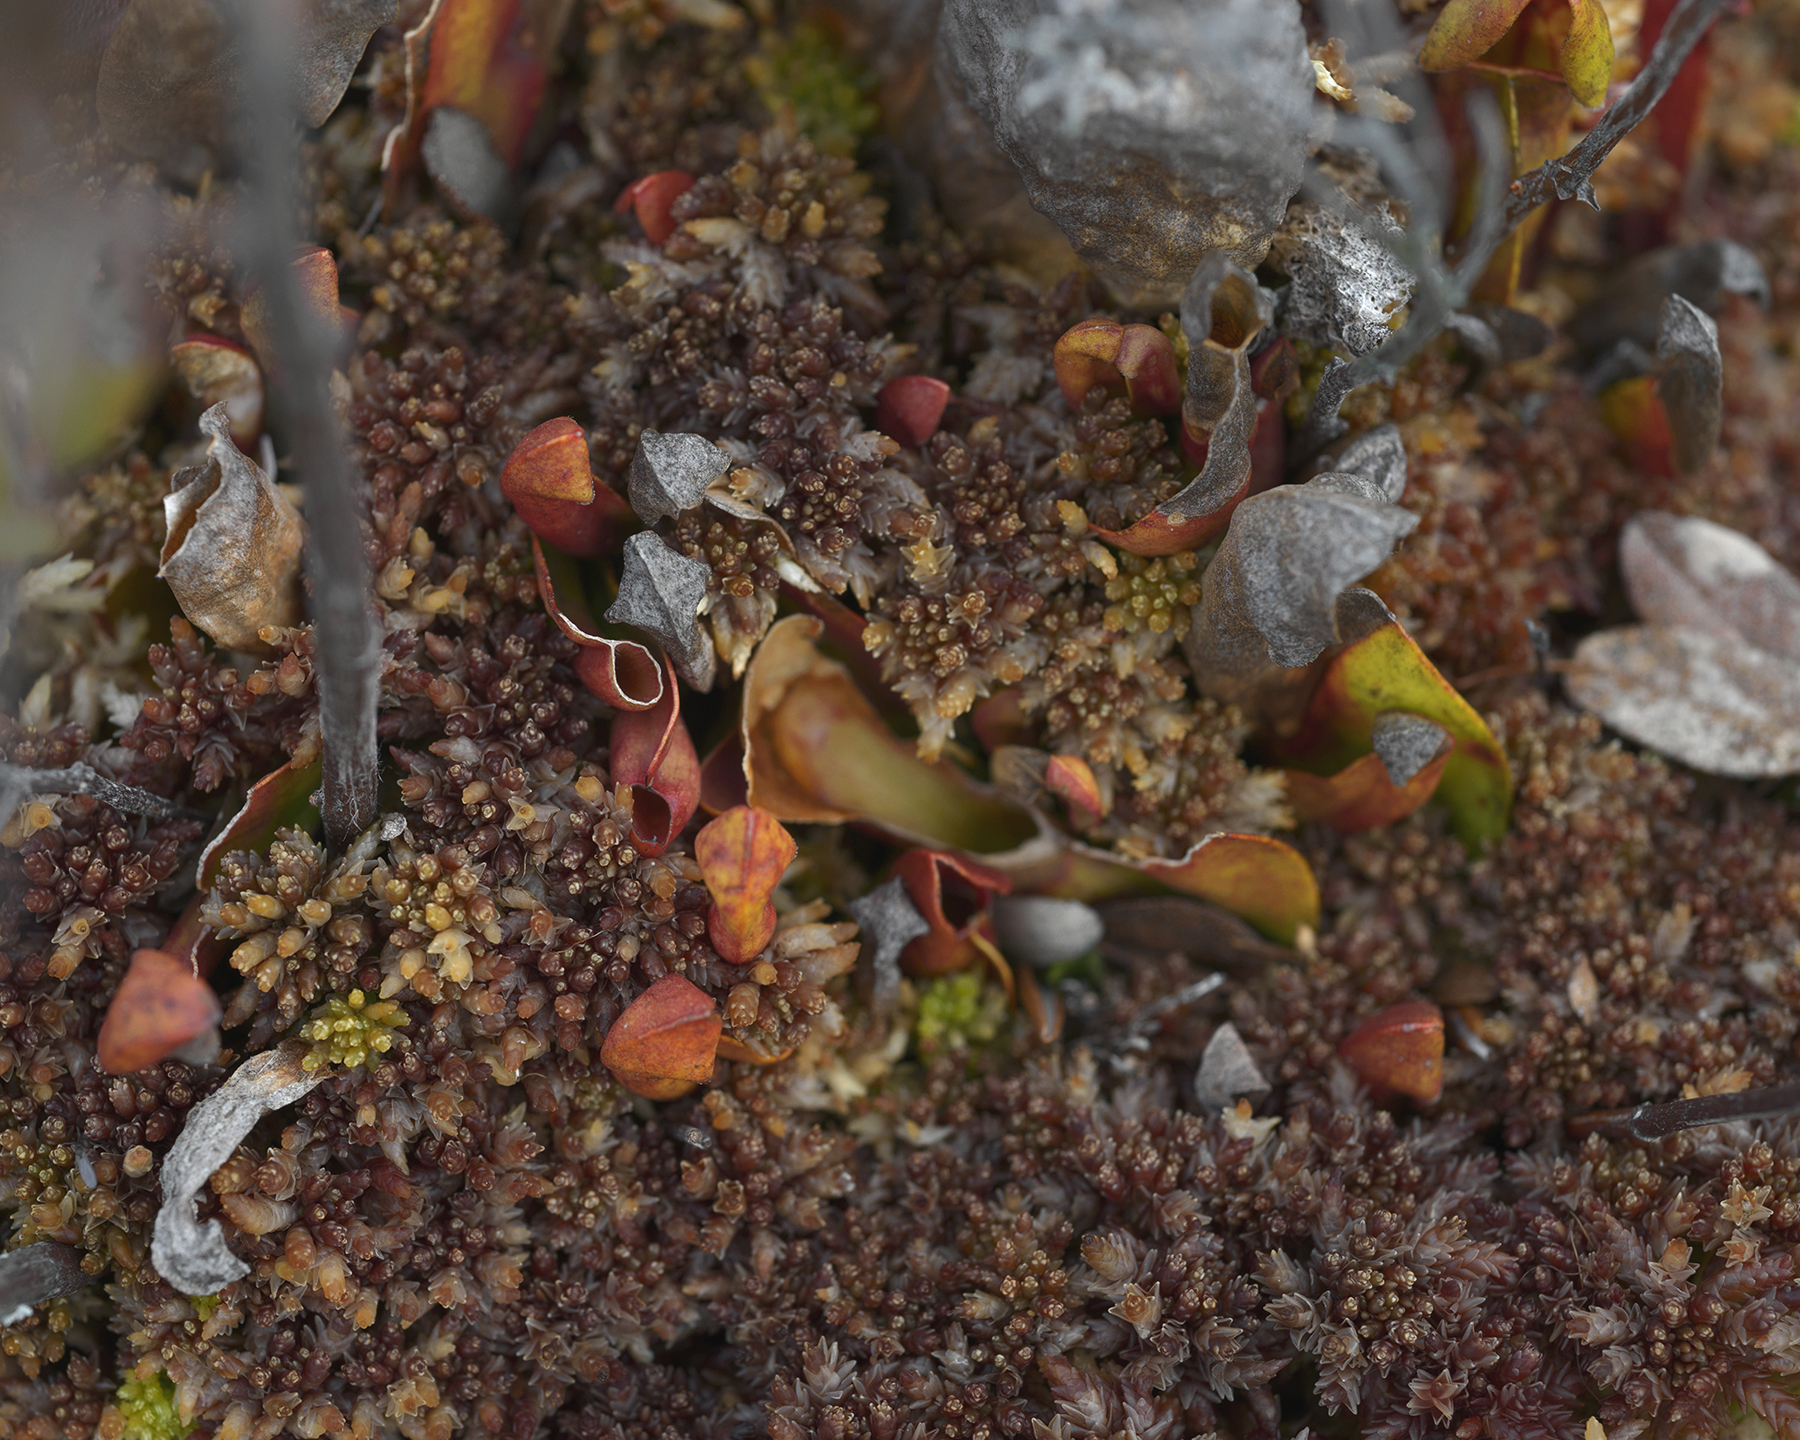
[696,806,798,963]
[600,975,721,1100]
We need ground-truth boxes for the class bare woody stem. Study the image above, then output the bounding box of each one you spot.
[1502,0,1732,228]
[230,0,381,852]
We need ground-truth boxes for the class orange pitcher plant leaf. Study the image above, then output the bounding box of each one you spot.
[615,171,698,245]
[421,0,560,165]
[1053,319,1181,418]
[1270,615,1513,849]
[170,335,263,448]
[1418,0,1534,72]
[600,974,721,1100]
[892,848,1013,979]
[1338,1000,1445,1103]
[875,375,952,447]
[1561,0,1616,107]
[501,418,634,558]
[695,807,798,963]
[531,536,665,711]
[97,949,223,1076]
[1044,755,1104,827]
[609,657,701,857]
[1283,730,1454,833]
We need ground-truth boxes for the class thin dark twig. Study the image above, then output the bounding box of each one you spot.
[229,0,381,853]
[0,760,186,822]
[1502,0,1733,227]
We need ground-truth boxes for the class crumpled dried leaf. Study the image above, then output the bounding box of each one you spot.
[501,417,633,557]
[609,657,701,856]
[695,806,798,963]
[97,948,223,1075]
[1331,423,1407,502]
[1338,1000,1444,1103]
[1655,294,1722,476]
[170,335,263,447]
[1621,512,1800,663]
[1185,463,1418,711]
[1269,597,1513,846]
[599,975,721,1100]
[151,1042,322,1294]
[159,403,304,655]
[936,0,1313,307]
[1176,253,1275,510]
[1053,320,1181,418]
[627,430,732,526]
[991,896,1104,970]
[875,375,953,447]
[845,876,931,1016]
[0,1244,91,1326]
[1565,625,1800,777]
[1569,239,1770,359]
[1194,1021,1269,1112]
[605,531,718,691]
[531,536,664,710]
[97,0,396,172]
[1274,203,1416,358]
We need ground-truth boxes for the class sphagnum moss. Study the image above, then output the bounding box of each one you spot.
[4,5,1800,1440]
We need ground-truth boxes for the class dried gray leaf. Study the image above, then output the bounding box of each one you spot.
[1185,472,1418,703]
[604,532,718,691]
[1621,513,1800,665]
[1568,238,1771,358]
[152,1043,322,1295]
[0,1243,91,1325]
[1371,712,1449,787]
[1467,303,1552,362]
[936,0,1313,307]
[1194,1021,1269,1112]
[846,876,931,1016]
[1161,252,1273,521]
[1655,295,1722,476]
[1333,423,1407,503]
[97,0,395,176]
[1565,625,1800,778]
[628,431,732,526]
[160,404,305,654]
[1275,203,1415,356]
[991,896,1104,970]
[422,106,511,222]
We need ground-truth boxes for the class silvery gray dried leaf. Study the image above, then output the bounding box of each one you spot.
[151,1043,322,1294]
[605,531,718,691]
[1467,303,1552,363]
[936,0,1313,307]
[628,431,732,526]
[1655,295,1722,476]
[160,403,304,654]
[1194,1021,1269,1112]
[1621,512,1800,664]
[846,875,931,1016]
[1371,711,1449,787]
[991,896,1105,970]
[1568,238,1770,359]
[1564,625,1800,778]
[1273,202,1415,356]
[1332,422,1407,502]
[0,1243,90,1325]
[1184,471,1418,705]
[97,0,395,175]
[1155,253,1274,521]
[422,105,512,222]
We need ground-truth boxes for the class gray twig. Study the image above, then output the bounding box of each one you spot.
[1502,0,1733,229]
[0,760,184,823]
[230,0,381,852]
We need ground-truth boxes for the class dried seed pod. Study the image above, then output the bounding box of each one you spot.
[626,430,731,527]
[605,531,717,691]
[159,404,304,655]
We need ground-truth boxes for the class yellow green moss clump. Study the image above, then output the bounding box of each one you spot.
[915,970,1009,1055]
[115,1372,192,1440]
[297,990,408,1073]
[746,22,878,156]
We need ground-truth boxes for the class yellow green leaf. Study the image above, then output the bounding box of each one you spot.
[1270,619,1513,848]
[1418,0,1535,72]
[1560,0,1615,108]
